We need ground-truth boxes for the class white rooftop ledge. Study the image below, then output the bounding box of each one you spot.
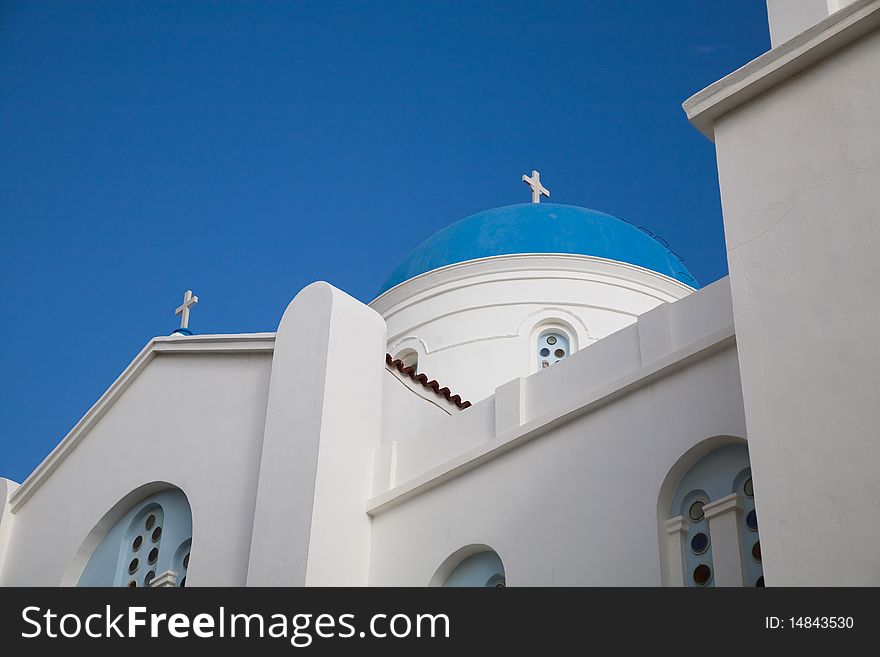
[683,0,880,140]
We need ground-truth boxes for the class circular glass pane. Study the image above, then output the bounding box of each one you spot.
[688,500,705,522]
[540,348,550,357]
[546,335,557,345]
[744,477,754,497]
[690,532,710,555]
[693,564,712,586]
[132,535,143,552]
[148,547,159,564]
[145,514,156,530]
[554,349,565,358]
[183,553,190,570]
[127,580,137,588]
[756,576,765,587]
[746,509,758,531]
[752,541,762,562]
[128,558,139,574]
[144,571,155,586]
[152,526,162,542]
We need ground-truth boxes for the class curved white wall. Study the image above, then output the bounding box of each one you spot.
[371,254,695,402]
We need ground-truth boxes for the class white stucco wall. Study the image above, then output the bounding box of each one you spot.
[367,278,748,586]
[0,346,273,586]
[371,254,694,404]
[382,370,457,445]
[689,5,880,584]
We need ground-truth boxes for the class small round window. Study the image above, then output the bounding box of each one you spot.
[693,564,712,586]
[688,500,706,522]
[745,509,758,532]
[536,330,570,369]
[691,532,710,555]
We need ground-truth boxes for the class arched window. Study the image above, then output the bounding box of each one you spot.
[678,489,714,586]
[444,551,505,587]
[395,349,418,373]
[667,444,764,587]
[733,468,763,587]
[537,329,570,369]
[432,546,506,587]
[172,538,192,588]
[77,488,192,587]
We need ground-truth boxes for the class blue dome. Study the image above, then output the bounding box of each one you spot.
[377,203,697,294]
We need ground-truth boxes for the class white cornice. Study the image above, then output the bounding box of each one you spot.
[703,492,742,519]
[8,333,275,512]
[370,253,695,319]
[684,0,880,140]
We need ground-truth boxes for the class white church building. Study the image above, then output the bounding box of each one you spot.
[1,0,878,587]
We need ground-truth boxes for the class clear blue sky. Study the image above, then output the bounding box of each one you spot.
[0,1,769,482]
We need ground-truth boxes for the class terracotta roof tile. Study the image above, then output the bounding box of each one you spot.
[385,353,471,409]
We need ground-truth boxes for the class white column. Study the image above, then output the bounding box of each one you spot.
[703,493,745,587]
[664,516,689,587]
[246,282,387,586]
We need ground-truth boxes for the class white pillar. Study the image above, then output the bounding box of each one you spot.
[664,516,689,587]
[703,493,745,587]
[246,282,387,586]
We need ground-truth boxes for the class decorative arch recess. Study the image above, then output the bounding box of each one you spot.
[430,544,506,588]
[525,314,581,374]
[658,439,764,588]
[67,483,193,588]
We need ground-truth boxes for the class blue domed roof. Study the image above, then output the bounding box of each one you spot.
[377,203,697,294]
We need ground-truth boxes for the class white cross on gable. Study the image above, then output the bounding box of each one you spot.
[175,290,199,329]
[522,170,550,203]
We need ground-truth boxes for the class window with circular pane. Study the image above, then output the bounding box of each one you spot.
[691,532,710,555]
[745,509,758,532]
[733,466,763,589]
[693,564,712,586]
[670,446,758,589]
[536,330,570,369]
[173,539,192,589]
[77,489,193,588]
[119,504,164,588]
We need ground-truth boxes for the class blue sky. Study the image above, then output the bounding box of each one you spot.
[0,1,769,482]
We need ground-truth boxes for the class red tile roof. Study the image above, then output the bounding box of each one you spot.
[385,353,472,410]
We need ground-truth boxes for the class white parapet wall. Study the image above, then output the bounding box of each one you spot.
[366,278,746,586]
